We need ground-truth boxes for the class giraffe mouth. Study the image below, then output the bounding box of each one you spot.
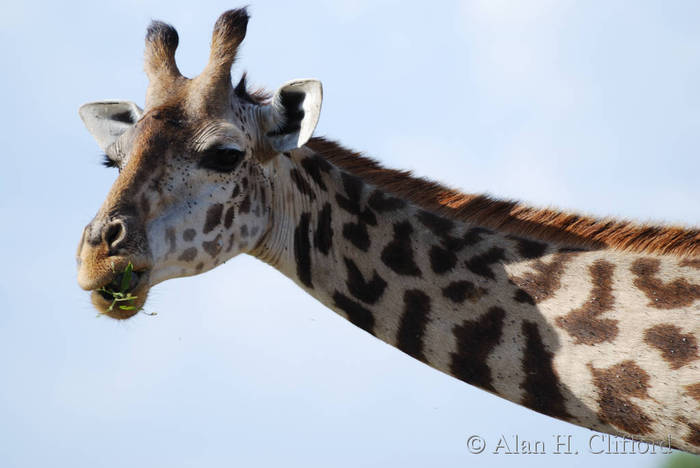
[90,267,151,319]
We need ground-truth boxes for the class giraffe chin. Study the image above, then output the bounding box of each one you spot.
[90,274,151,320]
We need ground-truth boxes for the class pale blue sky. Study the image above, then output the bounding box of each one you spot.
[0,1,698,467]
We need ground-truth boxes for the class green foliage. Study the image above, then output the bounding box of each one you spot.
[97,262,139,312]
[661,452,700,468]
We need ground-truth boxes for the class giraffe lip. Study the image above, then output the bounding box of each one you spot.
[90,268,152,319]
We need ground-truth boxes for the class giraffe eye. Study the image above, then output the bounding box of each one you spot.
[199,147,245,173]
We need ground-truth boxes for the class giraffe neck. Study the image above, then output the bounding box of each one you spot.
[250,145,700,454]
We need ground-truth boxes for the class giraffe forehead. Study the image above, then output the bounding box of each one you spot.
[140,100,254,146]
[102,111,195,207]
[120,109,226,163]
[124,107,189,150]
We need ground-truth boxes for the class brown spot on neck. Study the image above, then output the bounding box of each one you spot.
[397,289,431,362]
[556,260,619,345]
[290,168,317,200]
[442,281,488,304]
[685,383,700,405]
[511,252,578,304]
[507,235,548,259]
[680,258,700,269]
[683,420,700,448]
[465,247,505,280]
[520,321,571,420]
[643,324,699,369]
[380,221,421,277]
[343,257,387,305]
[293,212,313,288]
[631,258,700,309]
[449,307,505,392]
[332,291,375,335]
[588,361,653,435]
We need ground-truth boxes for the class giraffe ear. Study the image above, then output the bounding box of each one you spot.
[265,79,322,152]
[79,101,143,151]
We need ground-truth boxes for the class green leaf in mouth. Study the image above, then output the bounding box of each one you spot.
[97,262,139,313]
[120,262,134,292]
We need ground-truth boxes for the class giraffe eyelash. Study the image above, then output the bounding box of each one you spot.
[101,153,119,169]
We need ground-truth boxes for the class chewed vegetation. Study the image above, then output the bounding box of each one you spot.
[97,262,139,313]
[97,262,156,316]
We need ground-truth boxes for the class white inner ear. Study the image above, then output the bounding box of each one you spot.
[269,79,323,152]
[79,101,143,151]
[290,80,322,146]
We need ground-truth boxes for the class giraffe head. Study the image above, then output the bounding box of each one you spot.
[76,8,323,318]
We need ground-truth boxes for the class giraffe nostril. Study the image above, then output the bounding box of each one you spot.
[103,220,127,251]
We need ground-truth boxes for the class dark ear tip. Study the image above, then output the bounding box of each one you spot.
[234,72,248,95]
[214,7,250,36]
[146,20,179,48]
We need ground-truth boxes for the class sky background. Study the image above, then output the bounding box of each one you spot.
[1,1,699,467]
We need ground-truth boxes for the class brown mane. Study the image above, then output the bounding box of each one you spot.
[306,137,699,257]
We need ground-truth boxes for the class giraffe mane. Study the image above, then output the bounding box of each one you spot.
[306,137,699,257]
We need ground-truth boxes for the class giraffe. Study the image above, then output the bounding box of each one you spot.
[76,9,700,454]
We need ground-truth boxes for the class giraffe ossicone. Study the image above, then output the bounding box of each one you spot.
[76,8,700,454]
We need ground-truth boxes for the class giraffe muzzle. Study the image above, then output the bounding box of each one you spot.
[90,267,150,320]
[77,215,154,318]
